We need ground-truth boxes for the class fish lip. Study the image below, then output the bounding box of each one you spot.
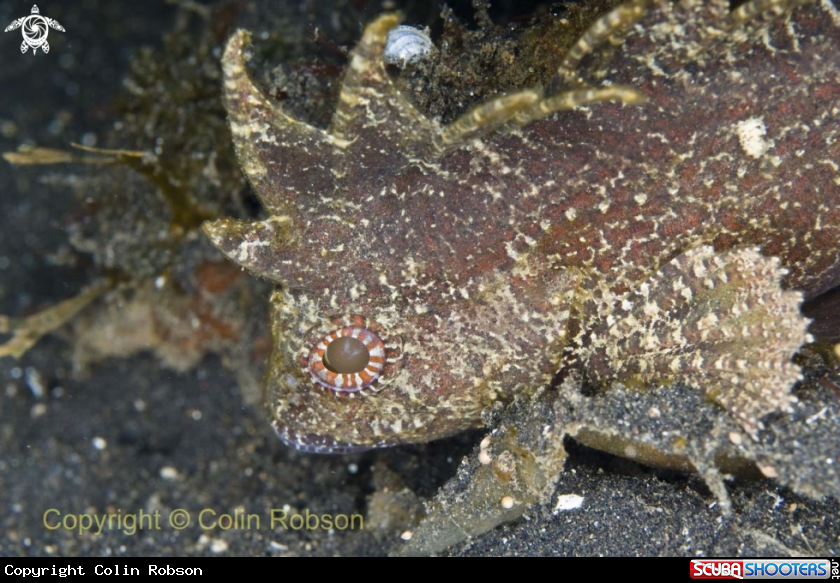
[271,419,384,454]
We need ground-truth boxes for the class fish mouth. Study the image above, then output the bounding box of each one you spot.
[271,419,388,454]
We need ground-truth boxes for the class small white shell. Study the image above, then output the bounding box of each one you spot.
[384,25,433,67]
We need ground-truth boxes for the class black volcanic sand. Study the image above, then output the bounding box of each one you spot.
[1,0,838,557]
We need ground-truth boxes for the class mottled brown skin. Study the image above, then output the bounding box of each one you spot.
[205,0,840,453]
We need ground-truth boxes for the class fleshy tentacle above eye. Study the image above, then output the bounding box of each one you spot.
[328,13,442,168]
[221,30,342,215]
[436,1,650,149]
[202,216,296,283]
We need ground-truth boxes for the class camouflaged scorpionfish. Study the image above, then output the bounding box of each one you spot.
[204,0,840,454]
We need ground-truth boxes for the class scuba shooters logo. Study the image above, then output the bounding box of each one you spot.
[692,561,744,580]
[691,559,834,580]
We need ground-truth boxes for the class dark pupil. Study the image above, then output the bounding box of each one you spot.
[324,336,370,374]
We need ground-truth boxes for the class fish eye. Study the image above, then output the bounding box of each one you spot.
[324,336,370,373]
[307,327,385,392]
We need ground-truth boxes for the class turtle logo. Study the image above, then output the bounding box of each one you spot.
[4,5,65,54]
